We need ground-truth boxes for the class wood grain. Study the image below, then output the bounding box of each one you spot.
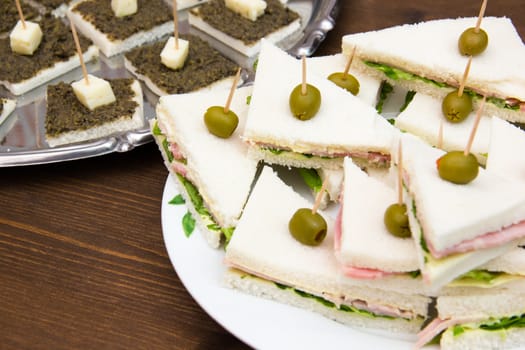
[1,1,524,349]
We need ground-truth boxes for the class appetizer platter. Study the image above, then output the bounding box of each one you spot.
[0,0,339,167]
[154,0,525,346]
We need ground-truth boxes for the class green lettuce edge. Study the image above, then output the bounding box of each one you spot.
[364,61,520,111]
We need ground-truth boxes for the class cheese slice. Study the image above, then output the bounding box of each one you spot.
[225,0,266,21]
[486,116,525,182]
[10,20,43,55]
[111,0,138,17]
[160,37,189,70]
[72,74,116,110]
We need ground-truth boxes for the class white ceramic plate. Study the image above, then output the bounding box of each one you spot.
[161,173,423,350]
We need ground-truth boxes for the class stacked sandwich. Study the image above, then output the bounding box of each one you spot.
[151,14,525,350]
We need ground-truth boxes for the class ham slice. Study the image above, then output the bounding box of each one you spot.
[414,316,479,349]
[427,220,525,259]
[342,265,398,279]
[169,143,185,161]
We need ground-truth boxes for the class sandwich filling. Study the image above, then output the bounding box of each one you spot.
[225,266,425,322]
[415,313,525,349]
[364,61,525,112]
[254,144,390,168]
[152,121,234,244]
[0,1,38,35]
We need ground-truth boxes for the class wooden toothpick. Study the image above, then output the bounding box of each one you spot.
[173,0,179,49]
[397,140,403,205]
[458,55,473,97]
[464,95,486,156]
[342,46,356,79]
[14,0,26,28]
[312,177,329,215]
[223,67,241,114]
[475,0,488,33]
[68,16,89,85]
[301,55,307,96]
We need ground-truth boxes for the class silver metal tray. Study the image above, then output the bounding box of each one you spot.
[0,0,339,167]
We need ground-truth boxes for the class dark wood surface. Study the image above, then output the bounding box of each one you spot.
[1,1,523,349]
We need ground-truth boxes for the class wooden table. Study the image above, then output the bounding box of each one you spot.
[1,1,523,349]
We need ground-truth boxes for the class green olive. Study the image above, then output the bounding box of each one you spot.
[384,203,411,238]
[458,27,488,56]
[289,83,321,121]
[203,106,239,138]
[442,90,473,123]
[327,72,360,95]
[437,151,479,184]
[288,208,327,246]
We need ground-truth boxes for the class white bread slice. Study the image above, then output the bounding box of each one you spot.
[188,0,301,57]
[45,79,144,147]
[225,166,431,334]
[395,93,492,165]
[440,326,525,350]
[486,116,525,182]
[154,86,258,248]
[68,0,173,57]
[174,0,208,10]
[243,40,396,170]
[338,157,419,273]
[305,54,382,106]
[318,167,344,202]
[342,17,525,123]
[123,35,238,97]
[480,246,525,276]
[0,98,16,126]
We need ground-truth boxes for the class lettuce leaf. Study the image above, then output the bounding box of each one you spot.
[298,168,323,192]
[376,81,394,113]
[176,174,235,244]
[364,61,521,111]
[364,61,447,88]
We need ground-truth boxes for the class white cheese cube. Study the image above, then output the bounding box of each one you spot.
[72,74,116,111]
[9,20,43,56]
[160,37,189,70]
[111,0,138,17]
[225,0,266,21]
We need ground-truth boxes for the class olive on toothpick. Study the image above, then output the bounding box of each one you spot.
[437,95,486,184]
[458,0,488,56]
[204,68,241,138]
[442,56,473,123]
[327,47,360,95]
[289,178,328,246]
[384,141,411,238]
[289,55,321,121]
